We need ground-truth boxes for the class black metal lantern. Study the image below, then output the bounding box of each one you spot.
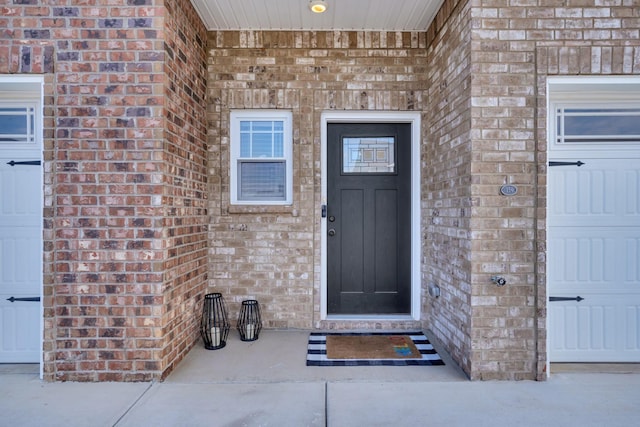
[200,293,230,350]
[237,300,262,341]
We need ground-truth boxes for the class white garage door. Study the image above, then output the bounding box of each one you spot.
[548,99,640,362]
[0,98,42,363]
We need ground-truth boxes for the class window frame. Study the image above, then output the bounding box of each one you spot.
[230,110,293,205]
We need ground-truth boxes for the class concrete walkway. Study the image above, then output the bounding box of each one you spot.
[2,331,639,426]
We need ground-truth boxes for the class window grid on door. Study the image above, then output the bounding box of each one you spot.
[0,105,36,144]
[555,105,640,144]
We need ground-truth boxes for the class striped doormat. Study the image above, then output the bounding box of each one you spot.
[306,331,445,366]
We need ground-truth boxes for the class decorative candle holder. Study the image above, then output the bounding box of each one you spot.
[200,293,230,350]
[237,299,262,341]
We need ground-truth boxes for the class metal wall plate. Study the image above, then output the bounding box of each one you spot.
[500,184,517,196]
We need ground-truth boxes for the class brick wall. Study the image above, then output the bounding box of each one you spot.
[3,0,639,382]
[424,0,473,377]
[424,0,640,380]
[159,0,209,380]
[467,0,542,380]
[1,0,207,381]
[207,30,428,331]
[465,0,640,380]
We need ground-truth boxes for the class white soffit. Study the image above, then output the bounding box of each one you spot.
[190,0,445,31]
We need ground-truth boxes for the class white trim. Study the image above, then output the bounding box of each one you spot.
[229,110,293,205]
[548,75,640,100]
[0,75,44,379]
[0,74,43,97]
[320,111,421,321]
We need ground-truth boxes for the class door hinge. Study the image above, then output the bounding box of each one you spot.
[6,296,41,303]
[549,296,584,302]
[548,161,585,167]
[6,160,41,166]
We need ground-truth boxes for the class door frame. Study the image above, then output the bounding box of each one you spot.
[0,74,44,378]
[320,111,421,321]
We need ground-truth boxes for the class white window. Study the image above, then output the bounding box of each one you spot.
[230,110,293,205]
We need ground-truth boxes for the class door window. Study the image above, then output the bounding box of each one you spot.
[342,136,396,174]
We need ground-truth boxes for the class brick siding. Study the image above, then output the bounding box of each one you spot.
[466,0,639,380]
[159,0,209,380]
[1,0,208,381]
[424,0,474,378]
[2,0,639,382]
[424,0,640,381]
[206,30,427,331]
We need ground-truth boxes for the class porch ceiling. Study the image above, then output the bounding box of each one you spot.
[190,0,444,31]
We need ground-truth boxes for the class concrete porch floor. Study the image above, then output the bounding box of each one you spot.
[2,330,640,426]
[169,329,468,383]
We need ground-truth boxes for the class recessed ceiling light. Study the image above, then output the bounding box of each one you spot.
[309,0,328,14]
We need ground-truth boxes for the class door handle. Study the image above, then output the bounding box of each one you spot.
[328,228,336,236]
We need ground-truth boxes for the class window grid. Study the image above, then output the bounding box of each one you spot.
[239,121,284,159]
[0,106,35,144]
[342,136,396,174]
[556,106,640,144]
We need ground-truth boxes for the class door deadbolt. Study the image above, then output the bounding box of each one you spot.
[328,216,335,222]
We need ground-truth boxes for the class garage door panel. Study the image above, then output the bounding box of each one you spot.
[550,156,640,362]
[549,230,634,291]
[0,300,40,363]
[550,296,640,362]
[549,159,640,227]
[1,234,41,293]
[551,304,615,352]
[626,306,640,351]
[0,158,41,223]
[625,169,640,214]
[626,238,640,282]
[0,155,41,363]
[549,96,640,363]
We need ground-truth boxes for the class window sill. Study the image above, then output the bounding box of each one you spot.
[228,204,297,216]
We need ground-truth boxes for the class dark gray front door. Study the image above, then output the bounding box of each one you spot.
[327,123,411,315]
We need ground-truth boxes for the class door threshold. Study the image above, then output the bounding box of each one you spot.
[325,314,414,321]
